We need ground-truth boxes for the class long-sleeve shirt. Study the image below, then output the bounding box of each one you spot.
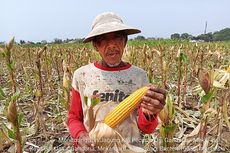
[67,62,158,146]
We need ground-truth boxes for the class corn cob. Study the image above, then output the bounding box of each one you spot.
[104,86,149,128]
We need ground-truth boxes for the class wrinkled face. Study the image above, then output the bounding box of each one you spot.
[94,32,126,66]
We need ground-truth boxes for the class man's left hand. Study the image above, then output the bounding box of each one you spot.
[141,85,166,116]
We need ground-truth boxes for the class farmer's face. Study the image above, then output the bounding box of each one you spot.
[94,32,126,66]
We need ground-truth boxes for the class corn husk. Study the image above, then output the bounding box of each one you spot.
[6,37,14,51]
[6,101,18,127]
[159,94,174,125]
[89,122,146,153]
[198,69,213,94]
[62,60,71,109]
[159,107,169,124]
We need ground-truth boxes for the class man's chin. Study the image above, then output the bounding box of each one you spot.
[106,62,121,67]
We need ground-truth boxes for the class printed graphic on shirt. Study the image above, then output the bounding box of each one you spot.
[117,79,136,85]
[93,89,129,102]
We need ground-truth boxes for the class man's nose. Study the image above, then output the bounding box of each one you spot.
[107,45,117,51]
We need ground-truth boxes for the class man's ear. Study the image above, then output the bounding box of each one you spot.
[124,35,128,47]
[92,41,98,51]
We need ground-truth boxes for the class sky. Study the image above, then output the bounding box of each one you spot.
[1,0,230,42]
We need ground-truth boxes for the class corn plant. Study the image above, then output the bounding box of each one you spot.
[158,93,177,152]
[0,37,23,153]
[34,46,47,137]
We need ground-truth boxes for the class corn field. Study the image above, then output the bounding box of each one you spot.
[0,38,230,153]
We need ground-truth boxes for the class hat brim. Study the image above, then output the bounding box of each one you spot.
[83,22,141,43]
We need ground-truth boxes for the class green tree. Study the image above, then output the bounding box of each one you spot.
[54,38,63,44]
[181,33,189,39]
[196,33,213,42]
[134,35,146,40]
[41,40,47,44]
[213,28,230,41]
[20,40,25,45]
[171,33,180,39]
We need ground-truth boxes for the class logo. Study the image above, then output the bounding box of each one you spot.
[93,89,129,102]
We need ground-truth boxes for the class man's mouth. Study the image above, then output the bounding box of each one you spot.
[106,49,120,56]
[108,52,119,56]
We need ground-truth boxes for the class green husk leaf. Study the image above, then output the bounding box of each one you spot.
[164,124,177,134]
[0,87,6,100]
[11,90,20,102]
[167,94,174,119]
[18,113,24,125]
[201,91,214,104]
[6,61,16,71]
[91,97,100,107]
[34,90,41,97]
[2,123,16,140]
[180,53,188,63]
[84,96,88,106]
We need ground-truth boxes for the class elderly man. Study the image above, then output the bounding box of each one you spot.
[68,12,166,152]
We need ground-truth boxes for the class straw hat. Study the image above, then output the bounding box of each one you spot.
[83,12,141,43]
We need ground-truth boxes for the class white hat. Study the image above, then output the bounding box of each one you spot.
[83,12,141,43]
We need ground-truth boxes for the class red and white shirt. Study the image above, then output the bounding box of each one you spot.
[68,62,158,146]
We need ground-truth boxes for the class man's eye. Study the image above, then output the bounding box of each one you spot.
[117,35,124,39]
[97,38,105,43]
[115,34,123,38]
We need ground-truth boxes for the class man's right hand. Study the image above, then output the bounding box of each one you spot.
[76,132,97,153]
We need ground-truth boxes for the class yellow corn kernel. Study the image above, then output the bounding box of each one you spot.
[227,65,230,74]
[104,86,149,128]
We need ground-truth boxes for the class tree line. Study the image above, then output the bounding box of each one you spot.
[170,28,230,42]
[1,28,229,45]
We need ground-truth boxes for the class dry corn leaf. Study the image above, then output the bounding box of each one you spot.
[177,126,187,139]
[187,123,201,137]
[202,138,209,153]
